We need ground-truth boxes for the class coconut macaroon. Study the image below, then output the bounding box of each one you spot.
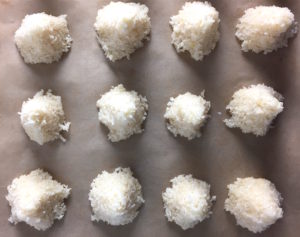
[164,92,210,140]
[170,1,220,61]
[224,84,283,136]
[236,6,298,54]
[94,2,151,61]
[15,12,72,64]
[225,177,283,233]
[96,84,148,142]
[89,167,144,225]
[162,175,215,230]
[19,90,70,145]
[6,169,71,231]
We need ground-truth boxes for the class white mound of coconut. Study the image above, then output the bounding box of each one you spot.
[164,92,211,139]
[225,177,283,233]
[94,1,151,61]
[162,174,215,230]
[19,90,70,145]
[96,84,148,142]
[224,84,283,136]
[236,6,298,54]
[15,12,72,64]
[89,167,144,225]
[6,169,71,231]
[170,1,220,60]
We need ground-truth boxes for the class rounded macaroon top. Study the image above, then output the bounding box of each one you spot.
[166,92,209,123]
[89,167,144,226]
[236,6,298,54]
[94,1,149,25]
[14,12,72,64]
[225,177,283,233]
[162,174,215,230]
[171,1,219,25]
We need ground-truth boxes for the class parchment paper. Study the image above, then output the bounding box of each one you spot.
[0,0,300,237]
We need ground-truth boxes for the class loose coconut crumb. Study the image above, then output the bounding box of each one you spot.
[170,1,220,60]
[224,84,283,136]
[94,2,151,61]
[89,167,144,225]
[19,90,70,145]
[225,177,283,233]
[15,12,72,64]
[236,6,298,54]
[164,92,211,140]
[96,84,148,142]
[6,169,71,231]
[162,175,216,230]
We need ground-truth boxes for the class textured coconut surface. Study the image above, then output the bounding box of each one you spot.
[0,0,299,237]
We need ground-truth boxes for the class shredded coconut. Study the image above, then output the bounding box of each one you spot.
[96,84,148,142]
[19,90,70,145]
[94,2,151,61]
[225,177,283,233]
[170,1,220,60]
[162,175,215,230]
[224,84,283,136]
[6,169,71,231]
[14,12,72,64]
[164,92,210,139]
[236,6,298,54]
[89,167,144,225]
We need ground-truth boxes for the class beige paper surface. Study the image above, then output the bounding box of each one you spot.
[0,0,299,236]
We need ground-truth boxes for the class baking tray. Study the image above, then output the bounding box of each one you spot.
[0,0,299,236]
